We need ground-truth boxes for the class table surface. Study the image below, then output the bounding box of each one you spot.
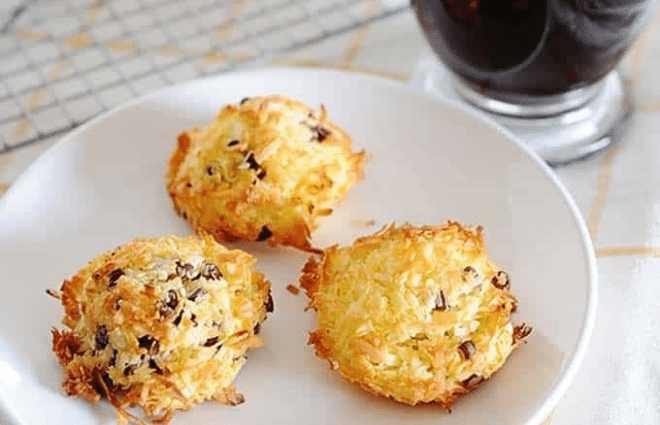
[2,2,660,425]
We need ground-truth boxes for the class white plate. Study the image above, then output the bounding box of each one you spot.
[0,67,596,425]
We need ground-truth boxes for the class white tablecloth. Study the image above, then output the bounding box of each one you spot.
[2,2,660,424]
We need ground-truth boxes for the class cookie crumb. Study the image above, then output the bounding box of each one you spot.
[286,284,300,295]
[350,219,376,228]
[46,288,61,299]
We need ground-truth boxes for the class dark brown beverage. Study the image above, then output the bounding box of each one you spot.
[413,0,656,96]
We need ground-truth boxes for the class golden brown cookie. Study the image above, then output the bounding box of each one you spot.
[49,234,272,424]
[300,222,531,409]
[166,94,367,252]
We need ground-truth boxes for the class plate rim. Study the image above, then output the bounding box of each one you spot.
[0,65,598,425]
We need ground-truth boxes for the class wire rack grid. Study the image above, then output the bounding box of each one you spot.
[0,0,410,154]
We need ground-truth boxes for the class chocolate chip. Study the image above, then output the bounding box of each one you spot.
[464,266,479,280]
[227,139,239,147]
[172,310,184,326]
[201,263,222,280]
[253,322,261,335]
[240,97,249,105]
[310,125,331,142]
[109,349,117,367]
[256,225,272,241]
[243,152,266,180]
[462,374,483,389]
[433,290,447,311]
[163,289,178,308]
[94,372,114,395]
[175,261,187,277]
[206,165,214,176]
[159,290,179,318]
[511,299,519,313]
[458,340,476,360]
[190,313,198,327]
[95,325,109,351]
[108,269,124,288]
[102,372,114,388]
[491,271,510,290]
[176,261,199,280]
[203,336,219,347]
[185,182,192,188]
[245,152,260,171]
[264,291,274,313]
[91,377,104,396]
[513,323,533,344]
[123,365,136,376]
[148,359,163,375]
[138,335,160,355]
[187,287,207,302]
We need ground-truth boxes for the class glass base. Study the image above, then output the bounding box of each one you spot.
[411,57,634,165]
[450,71,633,165]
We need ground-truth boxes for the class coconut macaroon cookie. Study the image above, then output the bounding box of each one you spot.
[300,222,532,409]
[49,234,272,424]
[167,95,368,252]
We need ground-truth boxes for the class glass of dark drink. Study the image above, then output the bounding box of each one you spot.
[412,0,657,164]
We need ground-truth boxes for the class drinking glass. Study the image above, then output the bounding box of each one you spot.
[412,0,657,164]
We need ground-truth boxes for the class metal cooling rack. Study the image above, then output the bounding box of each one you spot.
[0,0,409,154]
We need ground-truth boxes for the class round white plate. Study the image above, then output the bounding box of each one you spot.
[0,67,596,425]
